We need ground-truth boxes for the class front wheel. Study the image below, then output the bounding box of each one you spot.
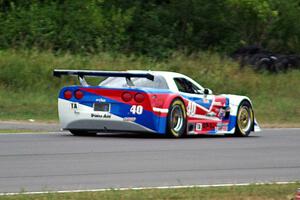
[167,99,187,138]
[234,101,254,137]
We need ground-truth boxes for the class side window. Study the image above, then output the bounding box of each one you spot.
[133,76,169,89]
[100,76,169,89]
[174,78,202,94]
[174,78,187,93]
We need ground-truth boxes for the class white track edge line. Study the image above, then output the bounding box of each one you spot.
[0,181,297,196]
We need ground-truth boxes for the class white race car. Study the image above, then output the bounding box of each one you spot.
[54,69,260,137]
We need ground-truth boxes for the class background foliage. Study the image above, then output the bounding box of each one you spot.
[0,50,299,124]
[1,0,300,57]
[0,0,299,124]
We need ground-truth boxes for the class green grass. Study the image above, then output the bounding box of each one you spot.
[0,89,57,120]
[1,183,299,200]
[0,49,299,125]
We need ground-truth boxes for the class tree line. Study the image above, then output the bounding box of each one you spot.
[0,0,300,57]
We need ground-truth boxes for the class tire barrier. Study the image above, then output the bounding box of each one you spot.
[231,45,300,73]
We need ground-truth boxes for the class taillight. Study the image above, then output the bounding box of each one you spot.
[74,90,84,99]
[134,93,145,103]
[64,90,72,100]
[122,92,132,102]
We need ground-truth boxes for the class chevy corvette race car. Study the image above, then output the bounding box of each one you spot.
[53,69,260,137]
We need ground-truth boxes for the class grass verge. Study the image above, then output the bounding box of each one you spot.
[0,49,299,125]
[0,129,46,133]
[1,183,299,200]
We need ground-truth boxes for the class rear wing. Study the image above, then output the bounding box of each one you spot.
[53,69,154,86]
[53,69,154,80]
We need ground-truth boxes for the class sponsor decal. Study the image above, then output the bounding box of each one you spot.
[213,101,223,106]
[218,108,225,118]
[203,123,215,129]
[203,98,209,103]
[91,113,111,119]
[187,101,197,116]
[96,98,106,102]
[206,112,216,117]
[216,123,228,131]
[195,123,202,131]
[123,117,136,122]
[70,103,78,109]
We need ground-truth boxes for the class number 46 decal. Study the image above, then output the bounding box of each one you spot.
[130,105,143,115]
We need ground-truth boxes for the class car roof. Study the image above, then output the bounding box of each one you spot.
[127,70,204,92]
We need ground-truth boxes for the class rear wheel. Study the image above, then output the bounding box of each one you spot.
[167,99,187,138]
[69,130,97,136]
[234,101,254,137]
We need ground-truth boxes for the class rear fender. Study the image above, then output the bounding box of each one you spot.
[147,93,184,134]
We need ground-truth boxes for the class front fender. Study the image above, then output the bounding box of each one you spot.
[221,94,252,115]
[221,94,261,132]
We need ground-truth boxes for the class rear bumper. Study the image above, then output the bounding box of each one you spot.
[58,98,161,134]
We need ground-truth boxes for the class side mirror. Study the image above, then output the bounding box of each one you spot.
[204,88,213,95]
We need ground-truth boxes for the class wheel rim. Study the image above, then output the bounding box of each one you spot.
[170,105,184,132]
[237,106,252,133]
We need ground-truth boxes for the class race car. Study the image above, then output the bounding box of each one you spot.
[53,69,261,137]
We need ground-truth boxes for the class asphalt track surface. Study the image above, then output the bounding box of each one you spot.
[0,129,299,193]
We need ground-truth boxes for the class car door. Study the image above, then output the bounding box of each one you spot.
[173,77,215,116]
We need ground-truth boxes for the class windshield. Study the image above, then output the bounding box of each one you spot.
[99,76,169,89]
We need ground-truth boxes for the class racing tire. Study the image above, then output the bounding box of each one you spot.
[166,99,187,138]
[69,130,97,136]
[234,101,254,137]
